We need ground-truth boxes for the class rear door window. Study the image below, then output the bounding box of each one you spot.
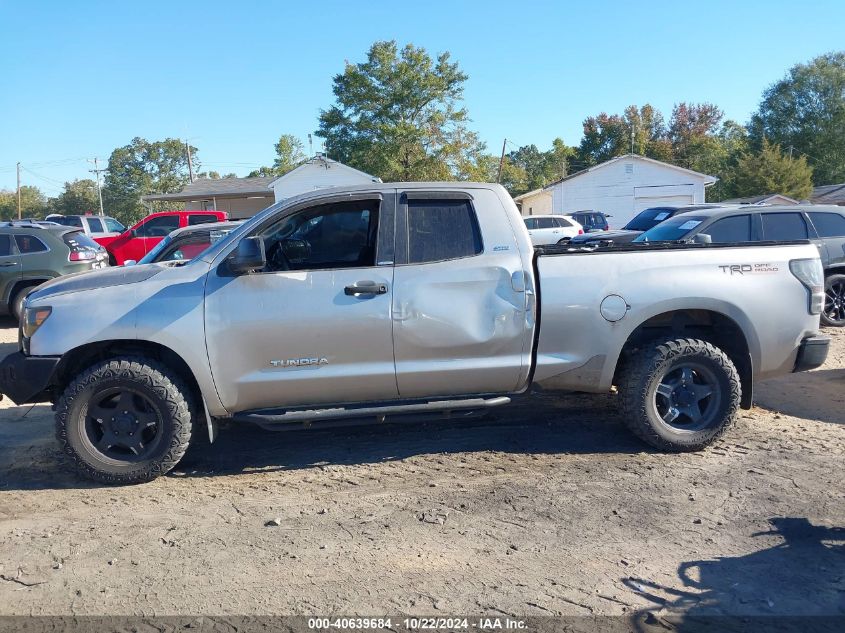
[86,217,104,233]
[15,235,49,253]
[0,235,11,256]
[408,199,483,264]
[703,215,752,243]
[554,217,573,228]
[808,212,845,237]
[761,213,809,241]
[188,214,219,226]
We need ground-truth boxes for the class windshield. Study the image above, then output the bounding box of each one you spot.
[633,216,706,242]
[104,217,125,232]
[139,226,239,264]
[624,208,676,232]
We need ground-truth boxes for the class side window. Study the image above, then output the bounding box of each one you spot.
[188,214,219,226]
[554,217,573,228]
[536,217,554,229]
[524,218,537,230]
[65,216,83,228]
[761,212,808,241]
[0,235,11,256]
[104,218,125,232]
[136,215,180,238]
[86,217,104,233]
[261,200,380,272]
[808,212,845,238]
[15,234,49,254]
[408,199,482,264]
[704,215,752,243]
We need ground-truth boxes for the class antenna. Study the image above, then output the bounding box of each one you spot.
[308,134,313,157]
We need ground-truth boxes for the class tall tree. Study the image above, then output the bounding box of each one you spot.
[577,104,671,166]
[503,138,576,195]
[749,52,845,185]
[0,186,47,220]
[48,179,100,215]
[316,40,484,181]
[729,139,813,200]
[668,102,724,168]
[102,137,197,224]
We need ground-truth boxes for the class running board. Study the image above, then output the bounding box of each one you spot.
[232,396,511,430]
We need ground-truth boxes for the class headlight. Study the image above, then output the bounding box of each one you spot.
[23,306,52,338]
[789,259,824,315]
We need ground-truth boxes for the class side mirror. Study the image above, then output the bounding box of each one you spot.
[229,236,266,274]
[693,233,712,244]
[123,259,137,267]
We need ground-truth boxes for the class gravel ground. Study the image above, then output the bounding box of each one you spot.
[0,318,842,620]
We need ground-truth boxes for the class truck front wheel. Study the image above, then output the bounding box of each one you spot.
[616,338,740,451]
[55,357,194,484]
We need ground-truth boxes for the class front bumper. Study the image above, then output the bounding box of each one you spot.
[793,335,830,373]
[0,352,61,404]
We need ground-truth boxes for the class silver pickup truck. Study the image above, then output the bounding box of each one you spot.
[0,183,830,484]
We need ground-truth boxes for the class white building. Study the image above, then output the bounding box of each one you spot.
[514,154,717,228]
[269,155,380,203]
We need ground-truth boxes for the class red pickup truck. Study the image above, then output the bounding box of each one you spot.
[94,210,228,265]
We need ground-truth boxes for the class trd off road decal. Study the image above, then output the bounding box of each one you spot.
[719,263,780,275]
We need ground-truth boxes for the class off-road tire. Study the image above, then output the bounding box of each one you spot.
[616,337,740,451]
[11,285,32,322]
[56,357,194,484]
[821,274,845,327]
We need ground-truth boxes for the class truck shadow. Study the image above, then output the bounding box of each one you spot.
[623,517,845,630]
[0,393,648,490]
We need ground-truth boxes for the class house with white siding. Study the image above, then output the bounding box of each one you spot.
[269,155,380,203]
[514,154,717,229]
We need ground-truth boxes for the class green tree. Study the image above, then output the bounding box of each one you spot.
[668,102,724,169]
[48,179,100,215]
[502,138,576,195]
[102,137,197,224]
[729,139,814,200]
[0,185,47,220]
[749,52,845,184]
[248,134,306,177]
[316,40,484,181]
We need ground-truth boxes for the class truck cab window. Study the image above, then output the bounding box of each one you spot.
[137,216,179,238]
[408,199,482,264]
[261,200,380,272]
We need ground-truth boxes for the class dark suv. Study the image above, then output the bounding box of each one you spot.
[567,211,609,233]
[569,204,727,246]
[0,222,109,320]
[633,205,845,326]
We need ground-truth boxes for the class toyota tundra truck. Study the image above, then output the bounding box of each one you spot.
[0,183,830,484]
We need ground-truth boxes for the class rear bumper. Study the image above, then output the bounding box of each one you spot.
[0,352,60,404]
[793,335,830,373]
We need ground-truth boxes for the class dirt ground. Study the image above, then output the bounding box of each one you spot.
[0,318,842,622]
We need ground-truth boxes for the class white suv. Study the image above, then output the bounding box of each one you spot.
[45,214,125,238]
[523,215,583,246]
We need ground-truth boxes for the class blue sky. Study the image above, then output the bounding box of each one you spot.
[2,0,844,194]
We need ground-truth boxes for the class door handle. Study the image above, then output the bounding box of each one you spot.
[0,262,17,267]
[344,281,387,296]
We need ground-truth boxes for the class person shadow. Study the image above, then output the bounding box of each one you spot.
[623,517,845,632]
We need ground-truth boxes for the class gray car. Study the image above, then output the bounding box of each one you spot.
[634,204,845,326]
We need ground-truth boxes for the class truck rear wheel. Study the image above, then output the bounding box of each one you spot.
[55,357,194,484]
[616,338,740,451]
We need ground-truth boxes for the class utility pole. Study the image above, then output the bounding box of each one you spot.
[88,158,106,216]
[16,162,21,220]
[631,123,635,155]
[185,140,195,182]
[788,145,794,159]
[308,133,313,157]
[496,138,507,183]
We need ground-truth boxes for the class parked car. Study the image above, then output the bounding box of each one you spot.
[46,214,125,238]
[134,221,243,265]
[633,204,845,327]
[569,204,729,246]
[94,210,228,265]
[524,215,583,245]
[567,211,610,233]
[0,183,827,484]
[0,221,108,320]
